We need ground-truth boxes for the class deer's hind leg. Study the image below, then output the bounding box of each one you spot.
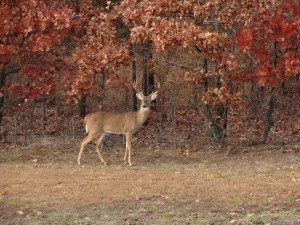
[95,133,107,165]
[78,134,98,165]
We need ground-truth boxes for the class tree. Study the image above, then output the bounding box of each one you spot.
[114,0,229,143]
[70,0,131,100]
[231,1,300,143]
[70,0,299,144]
[0,0,73,127]
[70,0,246,143]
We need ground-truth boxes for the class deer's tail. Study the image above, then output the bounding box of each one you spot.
[84,115,89,134]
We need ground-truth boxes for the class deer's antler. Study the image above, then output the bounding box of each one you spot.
[132,81,143,96]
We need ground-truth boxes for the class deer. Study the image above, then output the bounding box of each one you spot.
[77,82,159,166]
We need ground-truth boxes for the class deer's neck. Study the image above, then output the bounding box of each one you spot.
[137,107,151,125]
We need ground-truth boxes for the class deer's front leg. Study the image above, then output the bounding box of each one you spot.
[124,145,128,164]
[125,133,133,166]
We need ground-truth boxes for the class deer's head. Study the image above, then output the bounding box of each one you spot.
[133,82,159,111]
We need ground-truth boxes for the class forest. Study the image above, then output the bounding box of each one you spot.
[0,0,300,224]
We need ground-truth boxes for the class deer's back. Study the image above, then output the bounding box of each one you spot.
[85,111,138,134]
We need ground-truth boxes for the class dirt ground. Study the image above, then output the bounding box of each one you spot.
[0,137,300,225]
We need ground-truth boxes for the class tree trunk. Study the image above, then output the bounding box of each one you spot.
[78,95,86,117]
[262,88,275,144]
[216,75,227,134]
[131,59,137,111]
[0,64,20,128]
[0,68,5,127]
[128,44,138,111]
[201,59,225,144]
[261,41,279,143]
[0,94,4,128]
[141,42,154,95]
[41,95,46,130]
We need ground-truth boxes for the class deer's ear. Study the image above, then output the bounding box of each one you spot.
[136,92,144,100]
[150,91,158,100]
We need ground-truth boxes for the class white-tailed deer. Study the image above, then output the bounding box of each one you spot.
[77,82,159,166]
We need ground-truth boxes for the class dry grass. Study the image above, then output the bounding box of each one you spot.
[0,137,300,224]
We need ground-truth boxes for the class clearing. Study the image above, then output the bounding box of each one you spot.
[0,137,300,224]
